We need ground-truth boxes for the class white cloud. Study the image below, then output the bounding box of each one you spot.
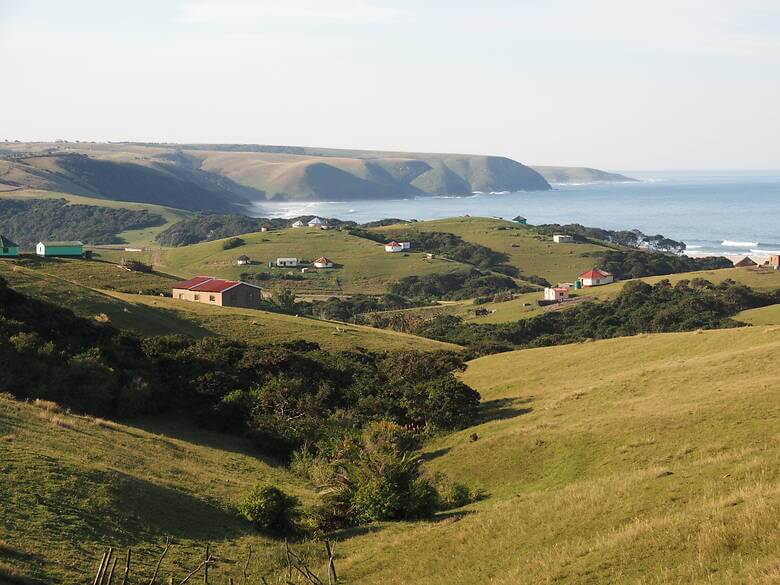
[177,0,406,25]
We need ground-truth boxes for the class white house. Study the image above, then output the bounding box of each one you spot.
[385,241,403,253]
[401,242,411,250]
[578,268,614,287]
[237,255,251,266]
[291,220,305,228]
[544,286,570,302]
[553,234,574,243]
[276,257,299,267]
[307,217,323,227]
[313,256,334,268]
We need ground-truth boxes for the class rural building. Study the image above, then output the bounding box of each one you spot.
[385,241,403,253]
[513,216,527,225]
[172,276,262,309]
[291,220,305,228]
[553,234,574,243]
[260,226,269,233]
[276,257,299,267]
[733,256,757,267]
[0,235,20,258]
[313,256,334,268]
[577,268,614,287]
[544,286,570,302]
[769,255,780,270]
[36,241,84,257]
[237,255,252,266]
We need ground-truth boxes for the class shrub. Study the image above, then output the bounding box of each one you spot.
[238,484,300,535]
[222,237,245,250]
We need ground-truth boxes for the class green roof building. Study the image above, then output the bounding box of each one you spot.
[0,235,20,258]
[36,241,84,257]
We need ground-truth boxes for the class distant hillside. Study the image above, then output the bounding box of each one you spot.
[1,142,551,207]
[532,165,637,184]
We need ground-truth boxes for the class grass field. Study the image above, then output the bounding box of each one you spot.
[156,227,469,294]
[333,326,780,584]
[371,216,616,284]
[0,261,205,337]
[107,291,461,352]
[0,397,314,585]
[4,326,778,583]
[737,303,780,326]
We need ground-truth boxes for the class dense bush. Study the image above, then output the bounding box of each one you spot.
[389,269,526,302]
[238,484,300,535]
[589,250,733,280]
[222,237,245,250]
[412,278,780,356]
[0,198,165,247]
[536,223,687,253]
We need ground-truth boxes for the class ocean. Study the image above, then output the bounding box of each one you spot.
[250,170,780,259]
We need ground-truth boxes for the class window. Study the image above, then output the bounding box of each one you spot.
[178,293,184,299]
[209,295,216,302]
[194,294,200,301]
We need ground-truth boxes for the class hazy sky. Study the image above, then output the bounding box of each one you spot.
[1,0,779,170]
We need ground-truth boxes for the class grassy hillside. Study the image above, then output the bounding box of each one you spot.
[0,396,313,585]
[6,326,778,584]
[371,216,617,284]
[0,261,205,337]
[334,326,780,584]
[107,291,461,352]
[737,302,780,325]
[157,226,469,294]
[0,258,458,352]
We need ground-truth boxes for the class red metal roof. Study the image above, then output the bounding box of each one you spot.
[579,268,610,279]
[189,278,241,293]
[173,276,213,290]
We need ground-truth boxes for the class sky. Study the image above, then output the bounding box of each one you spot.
[1,0,779,170]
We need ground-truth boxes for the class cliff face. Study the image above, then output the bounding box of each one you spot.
[1,142,551,207]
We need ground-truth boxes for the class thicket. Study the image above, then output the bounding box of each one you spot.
[389,269,526,303]
[588,250,733,280]
[0,198,165,247]
[411,278,780,355]
[536,223,687,253]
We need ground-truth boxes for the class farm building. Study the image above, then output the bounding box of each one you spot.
[308,217,323,227]
[276,257,299,267]
[577,268,614,287]
[513,216,527,225]
[291,220,305,228]
[733,256,757,267]
[544,286,570,302]
[260,226,270,232]
[237,255,252,266]
[553,234,574,243]
[0,235,20,258]
[769,255,780,270]
[172,276,262,309]
[385,241,403,253]
[36,241,84,257]
[313,256,334,268]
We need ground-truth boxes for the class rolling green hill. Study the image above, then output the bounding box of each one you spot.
[371,216,618,284]
[737,302,780,325]
[156,226,471,295]
[3,326,778,583]
[0,258,458,352]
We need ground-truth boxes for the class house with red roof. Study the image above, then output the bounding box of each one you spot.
[172,276,262,309]
[544,286,570,302]
[577,268,614,287]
